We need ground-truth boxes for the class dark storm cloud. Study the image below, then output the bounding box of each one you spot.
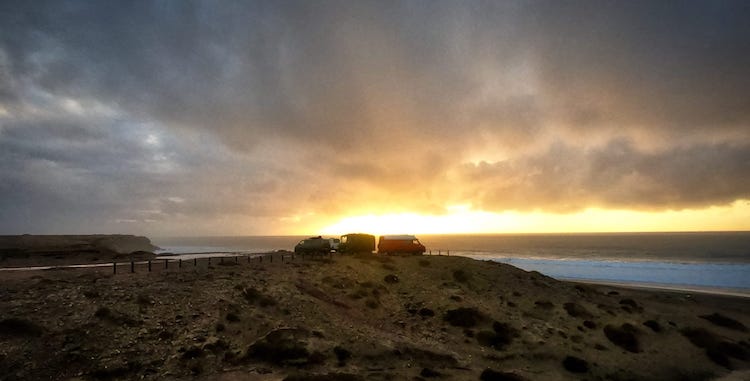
[457,140,750,212]
[1,0,749,233]
[529,1,750,135]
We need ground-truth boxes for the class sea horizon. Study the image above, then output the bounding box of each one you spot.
[152,231,750,294]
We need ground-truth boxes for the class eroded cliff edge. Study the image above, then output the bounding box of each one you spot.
[0,235,159,266]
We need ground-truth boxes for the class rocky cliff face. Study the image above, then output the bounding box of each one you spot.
[0,235,159,266]
[92,235,159,254]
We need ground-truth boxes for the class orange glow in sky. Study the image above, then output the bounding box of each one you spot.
[316,200,750,236]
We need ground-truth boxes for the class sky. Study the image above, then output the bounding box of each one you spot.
[1,0,749,236]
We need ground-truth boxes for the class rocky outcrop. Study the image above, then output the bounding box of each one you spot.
[0,234,158,254]
[0,235,159,266]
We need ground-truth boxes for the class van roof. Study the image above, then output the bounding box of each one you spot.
[381,235,418,240]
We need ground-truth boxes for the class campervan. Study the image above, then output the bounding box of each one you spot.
[294,236,331,255]
[377,235,426,255]
[338,233,376,254]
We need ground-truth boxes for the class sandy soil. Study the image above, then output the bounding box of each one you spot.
[1,252,748,381]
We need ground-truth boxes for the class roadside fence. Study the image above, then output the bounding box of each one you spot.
[0,249,455,275]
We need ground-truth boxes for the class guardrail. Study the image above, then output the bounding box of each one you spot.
[0,249,455,275]
[0,250,351,274]
[112,250,348,274]
[426,249,450,256]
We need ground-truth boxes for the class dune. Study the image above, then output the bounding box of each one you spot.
[0,253,748,380]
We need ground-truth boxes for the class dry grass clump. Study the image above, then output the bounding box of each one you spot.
[0,317,44,337]
[603,323,641,353]
[563,302,593,319]
[476,321,518,350]
[480,368,527,381]
[383,274,399,284]
[562,355,589,373]
[284,373,362,381]
[242,287,277,307]
[699,313,747,332]
[452,269,471,283]
[136,293,152,306]
[94,306,141,326]
[681,327,749,368]
[244,328,326,366]
[443,307,487,328]
[333,346,352,365]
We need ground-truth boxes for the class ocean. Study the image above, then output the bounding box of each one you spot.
[153,232,750,295]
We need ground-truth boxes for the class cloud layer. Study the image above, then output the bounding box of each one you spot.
[1,1,749,234]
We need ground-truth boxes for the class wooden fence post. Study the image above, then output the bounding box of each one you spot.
[164,259,168,269]
[194,258,197,267]
[130,261,135,273]
[179,259,182,268]
[148,260,152,272]
[113,262,116,274]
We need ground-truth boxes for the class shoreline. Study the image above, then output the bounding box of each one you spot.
[2,251,749,299]
[565,278,750,299]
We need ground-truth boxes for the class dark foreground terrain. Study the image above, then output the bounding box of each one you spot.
[1,253,749,380]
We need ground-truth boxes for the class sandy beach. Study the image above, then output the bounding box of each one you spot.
[1,251,748,381]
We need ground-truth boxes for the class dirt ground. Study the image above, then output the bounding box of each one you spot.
[1,252,749,381]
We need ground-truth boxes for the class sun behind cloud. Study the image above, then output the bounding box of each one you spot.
[318,201,750,236]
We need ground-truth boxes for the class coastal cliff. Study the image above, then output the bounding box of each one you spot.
[0,235,159,266]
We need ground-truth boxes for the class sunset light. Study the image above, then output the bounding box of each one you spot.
[2,1,749,236]
[318,200,750,236]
